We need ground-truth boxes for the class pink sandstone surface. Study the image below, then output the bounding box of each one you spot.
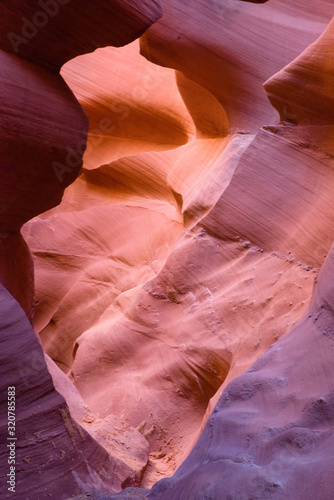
[1,0,334,499]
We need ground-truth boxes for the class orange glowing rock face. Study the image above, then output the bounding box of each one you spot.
[1,0,334,499]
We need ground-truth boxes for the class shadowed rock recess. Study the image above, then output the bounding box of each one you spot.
[1,0,334,499]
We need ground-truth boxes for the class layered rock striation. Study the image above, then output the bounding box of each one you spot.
[2,0,334,499]
[0,1,163,498]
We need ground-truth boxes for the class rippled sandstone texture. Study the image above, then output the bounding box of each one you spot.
[1,0,334,499]
[0,283,150,499]
[0,1,162,499]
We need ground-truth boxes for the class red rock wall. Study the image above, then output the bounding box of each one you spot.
[0,1,163,498]
[2,0,334,499]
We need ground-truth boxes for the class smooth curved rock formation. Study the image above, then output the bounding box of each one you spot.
[140,0,333,131]
[0,1,165,498]
[0,0,162,70]
[264,16,334,125]
[0,283,127,499]
[2,0,334,499]
[0,0,163,317]
[60,41,195,164]
[0,234,34,321]
[21,1,334,494]
[0,49,87,319]
[0,50,88,232]
[46,356,150,491]
[110,242,334,500]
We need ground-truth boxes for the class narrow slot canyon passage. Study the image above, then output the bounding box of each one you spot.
[1,1,334,499]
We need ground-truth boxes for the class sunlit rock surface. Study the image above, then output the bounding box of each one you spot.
[1,0,334,498]
[0,1,163,499]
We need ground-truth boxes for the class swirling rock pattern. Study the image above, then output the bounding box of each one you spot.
[0,283,137,499]
[2,0,334,499]
[0,1,164,498]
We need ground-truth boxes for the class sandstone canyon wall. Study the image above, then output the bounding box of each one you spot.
[1,0,334,499]
[0,1,162,498]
